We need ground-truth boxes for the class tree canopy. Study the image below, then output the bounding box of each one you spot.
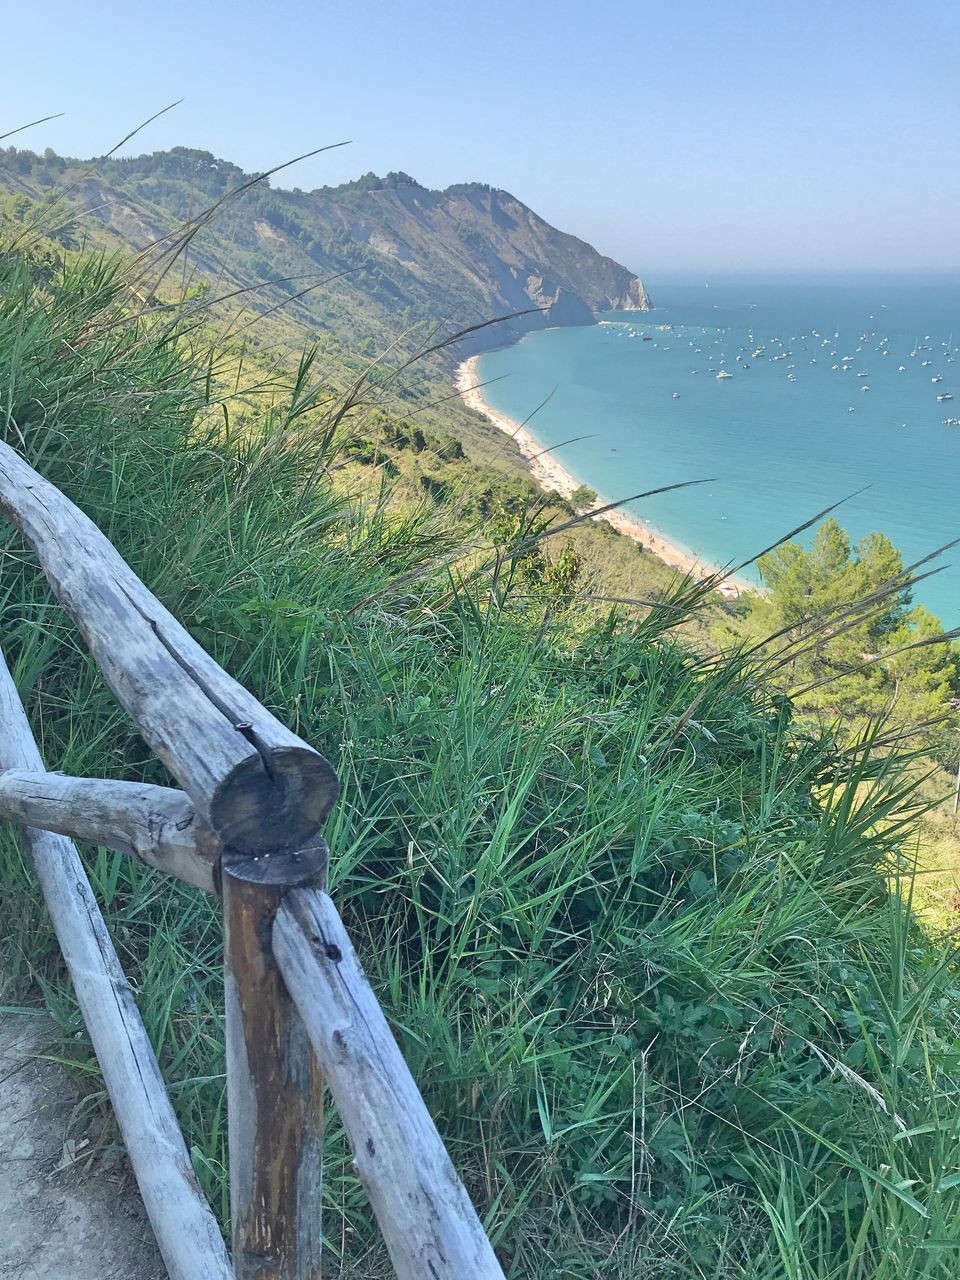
[743,518,958,732]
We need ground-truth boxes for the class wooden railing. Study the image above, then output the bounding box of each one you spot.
[0,437,506,1280]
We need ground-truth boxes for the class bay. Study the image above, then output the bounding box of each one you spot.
[476,273,960,624]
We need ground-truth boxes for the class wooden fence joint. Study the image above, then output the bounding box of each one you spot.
[0,438,340,857]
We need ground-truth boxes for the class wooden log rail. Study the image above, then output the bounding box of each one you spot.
[0,440,508,1278]
[0,769,216,892]
[275,890,506,1279]
[0,438,338,855]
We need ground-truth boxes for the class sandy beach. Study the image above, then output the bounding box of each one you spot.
[456,355,749,596]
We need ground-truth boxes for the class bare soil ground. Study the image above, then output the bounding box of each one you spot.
[0,1011,166,1279]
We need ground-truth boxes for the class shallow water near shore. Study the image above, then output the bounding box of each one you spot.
[476,273,960,624]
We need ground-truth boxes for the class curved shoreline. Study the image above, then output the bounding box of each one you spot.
[455,354,750,597]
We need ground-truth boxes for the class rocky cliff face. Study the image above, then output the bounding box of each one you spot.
[618,276,653,311]
[320,175,650,346]
[0,148,651,358]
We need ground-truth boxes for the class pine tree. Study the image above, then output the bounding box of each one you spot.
[744,519,958,731]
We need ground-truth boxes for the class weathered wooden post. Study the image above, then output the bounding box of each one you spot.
[223,839,329,1279]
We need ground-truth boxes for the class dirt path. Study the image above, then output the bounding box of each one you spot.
[0,1010,167,1279]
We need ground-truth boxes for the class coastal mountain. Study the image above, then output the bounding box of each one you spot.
[0,147,650,358]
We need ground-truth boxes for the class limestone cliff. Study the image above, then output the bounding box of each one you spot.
[317,174,651,347]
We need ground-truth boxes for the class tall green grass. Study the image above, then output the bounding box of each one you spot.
[1,245,959,1277]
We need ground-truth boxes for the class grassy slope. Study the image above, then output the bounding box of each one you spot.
[1,246,960,1278]
[902,764,960,928]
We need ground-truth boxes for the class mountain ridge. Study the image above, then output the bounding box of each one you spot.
[0,145,650,359]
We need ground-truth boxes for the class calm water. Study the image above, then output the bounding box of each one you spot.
[477,274,960,624]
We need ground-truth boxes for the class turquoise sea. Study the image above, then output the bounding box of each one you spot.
[476,274,960,625]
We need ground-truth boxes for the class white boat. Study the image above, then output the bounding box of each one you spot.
[672,392,680,399]
[932,375,943,383]
[938,393,954,401]
[716,370,734,380]
[860,385,870,391]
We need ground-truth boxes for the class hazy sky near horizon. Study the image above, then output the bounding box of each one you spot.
[3,1,958,273]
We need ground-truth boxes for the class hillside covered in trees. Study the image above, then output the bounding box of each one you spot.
[0,145,649,361]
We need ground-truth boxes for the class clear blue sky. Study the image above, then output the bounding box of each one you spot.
[3,1,958,273]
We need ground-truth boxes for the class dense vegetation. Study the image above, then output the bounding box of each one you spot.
[741,519,959,735]
[2,234,960,1279]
